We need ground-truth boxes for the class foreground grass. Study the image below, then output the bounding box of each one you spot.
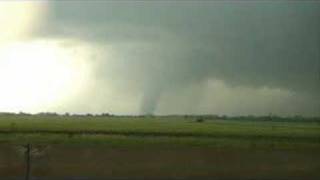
[1,133,319,150]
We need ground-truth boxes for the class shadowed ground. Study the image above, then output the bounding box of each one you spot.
[1,145,320,180]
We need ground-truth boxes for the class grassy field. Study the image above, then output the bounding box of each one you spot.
[1,115,320,179]
[0,114,319,148]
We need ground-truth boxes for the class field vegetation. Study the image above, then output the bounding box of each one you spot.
[1,113,320,179]
[0,113,319,149]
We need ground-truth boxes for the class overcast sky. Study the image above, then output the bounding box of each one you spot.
[1,1,319,116]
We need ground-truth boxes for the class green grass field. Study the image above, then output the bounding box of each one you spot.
[0,115,319,148]
[1,115,320,179]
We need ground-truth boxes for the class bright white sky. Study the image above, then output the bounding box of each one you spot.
[0,2,90,113]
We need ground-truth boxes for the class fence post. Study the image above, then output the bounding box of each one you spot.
[25,143,31,180]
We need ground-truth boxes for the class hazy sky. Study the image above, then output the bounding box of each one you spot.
[0,1,319,116]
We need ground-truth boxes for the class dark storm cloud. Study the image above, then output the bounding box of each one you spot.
[38,1,320,115]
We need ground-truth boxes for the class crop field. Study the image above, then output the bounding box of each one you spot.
[0,115,320,179]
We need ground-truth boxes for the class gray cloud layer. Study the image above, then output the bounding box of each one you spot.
[34,2,320,116]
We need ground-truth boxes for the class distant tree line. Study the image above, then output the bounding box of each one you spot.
[0,112,113,117]
[0,112,319,123]
[182,114,320,123]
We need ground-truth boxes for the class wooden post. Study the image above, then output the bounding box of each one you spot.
[25,144,31,180]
